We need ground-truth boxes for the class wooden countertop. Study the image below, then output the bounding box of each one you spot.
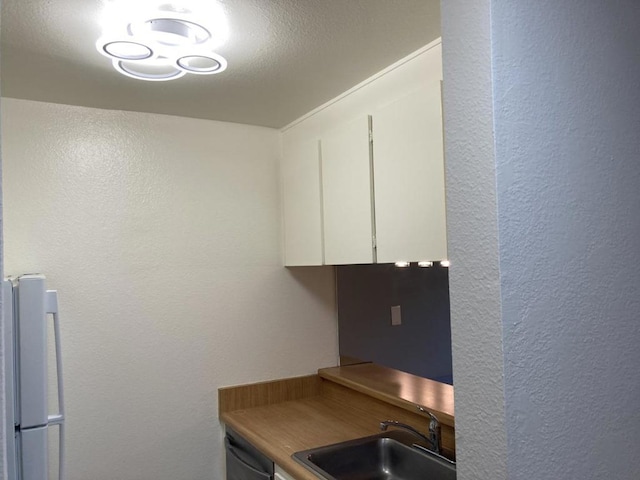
[220,365,456,479]
[222,395,385,480]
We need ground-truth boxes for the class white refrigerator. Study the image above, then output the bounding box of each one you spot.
[3,274,65,480]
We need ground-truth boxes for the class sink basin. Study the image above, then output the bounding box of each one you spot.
[293,431,456,480]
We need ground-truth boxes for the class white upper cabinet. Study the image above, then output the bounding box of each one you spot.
[281,138,323,266]
[321,115,375,265]
[372,82,447,263]
[280,39,444,267]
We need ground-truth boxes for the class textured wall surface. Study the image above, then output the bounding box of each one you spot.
[1,98,338,480]
[0,88,6,476]
[441,1,508,478]
[492,1,640,478]
[337,264,452,383]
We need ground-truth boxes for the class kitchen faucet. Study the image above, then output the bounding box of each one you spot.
[380,407,441,455]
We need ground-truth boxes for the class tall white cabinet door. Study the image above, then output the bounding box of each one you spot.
[372,83,448,263]
[281,138,323,266]
[321,115,375,265]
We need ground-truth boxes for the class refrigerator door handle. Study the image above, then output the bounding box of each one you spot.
[46,290,66,480]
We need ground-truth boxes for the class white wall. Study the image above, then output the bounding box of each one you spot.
[1,98,338,480]
[492,2,640,478]
[443,1,640,479]
[441,1,508,478]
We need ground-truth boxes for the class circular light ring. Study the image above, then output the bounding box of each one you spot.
[102,40,154,60]
[130,17,212,47]
[176,53,227,74]
[112,58,186,82]
[96,36,158,61]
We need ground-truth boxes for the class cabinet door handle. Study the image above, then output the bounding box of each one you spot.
[225,438,272,479]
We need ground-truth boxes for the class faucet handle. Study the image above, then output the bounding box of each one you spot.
[417,405,439,423]
[416,406,441,455]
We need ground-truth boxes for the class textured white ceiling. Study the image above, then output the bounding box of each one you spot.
[0,0,440,128]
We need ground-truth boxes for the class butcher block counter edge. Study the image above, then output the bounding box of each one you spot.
[318,363,454,427]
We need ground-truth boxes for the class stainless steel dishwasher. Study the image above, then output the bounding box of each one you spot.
[225,427,274,480]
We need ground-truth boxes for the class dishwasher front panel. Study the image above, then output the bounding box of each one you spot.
[225,428,274,480]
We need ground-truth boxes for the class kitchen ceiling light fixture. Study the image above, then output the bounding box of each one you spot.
[96,1,229,82]
[102,41,154,61]
[114,57,187,82]
[418,261,434,268]
[440,260,451,268]
[177,53,227,74]
[132,18,212,46]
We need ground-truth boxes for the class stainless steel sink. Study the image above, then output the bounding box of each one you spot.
[292,431,456,480]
